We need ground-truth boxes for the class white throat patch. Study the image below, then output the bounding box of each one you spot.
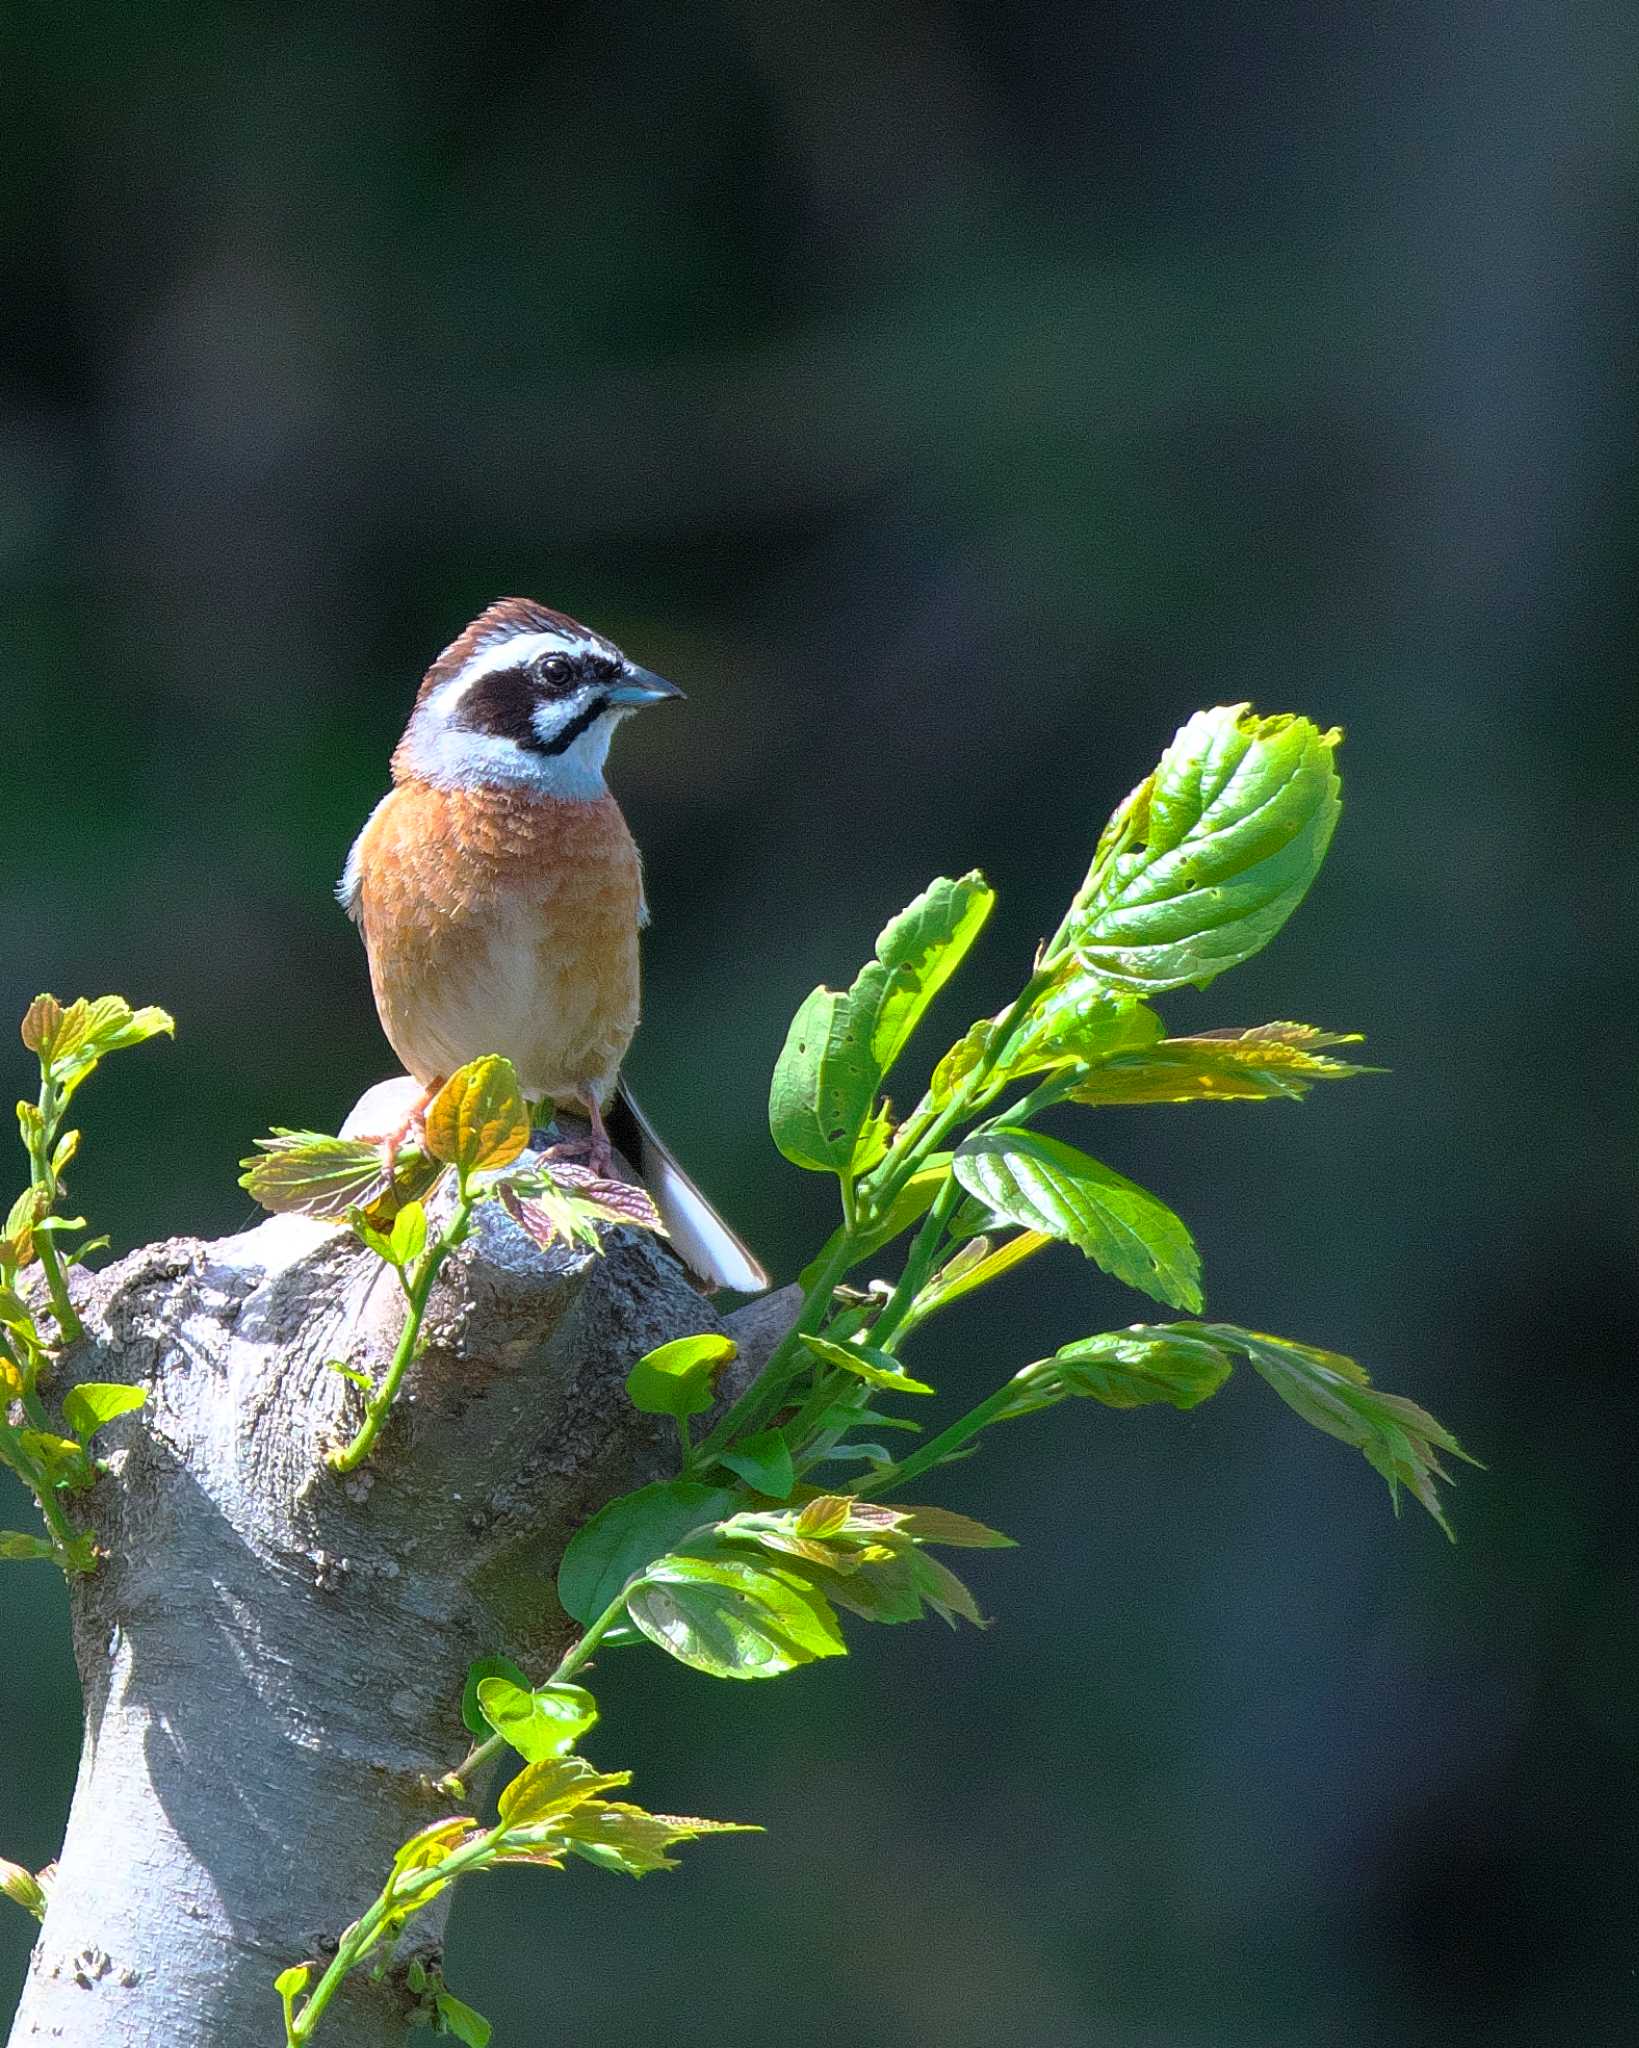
[401,631,632,801]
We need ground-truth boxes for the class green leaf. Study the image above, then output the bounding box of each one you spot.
[1188,1321,1477,1536]
[434,1991,492,2046]
[385,1816,478,1923]
[768,987,880,1176]
[17,1431,88,1488]
[953,1128,1203,1312]
[23,997,174,1100]
[508,1163,665,1237]
[78,998,175,1061]
[625,1333,737,1420]
[60,1382,145,1443]
[1006,1326,1236,1415]
[1070,1022,1373,1105]
[460,1654,529,1738]
[557,1479,740,1626]
[772,875,994,1176]
[625,1554,847,1678]
[496,1756,630,1830]
[807,1540,987,1630]
[684,1500,993,1630]
[240,1132,394,1220]
[273,1963,311,2002]
[812,1404,922,1437]
[909,1230,1053,1323]
[0,1286,36,1332]
[327,1358,374,1392]
[929,1014,997,1108]
[716,1429,795,1499]
[851,872,995,1080]
[558,1803,759,1877]
[389,1200,429,1267]
[424,1057,531,1176]
[797,1333,937,1396]
[477,1678,599,1763]
[892,1505,1016,1548]
[0,1532,55,1562]
[1069,706,1342,993]
[1000,986,1164,1083]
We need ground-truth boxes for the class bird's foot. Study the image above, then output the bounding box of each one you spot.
[354,1080,440,1177]
[543,1091,614,1179]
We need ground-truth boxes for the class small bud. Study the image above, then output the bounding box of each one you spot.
[0,1857,47,1922]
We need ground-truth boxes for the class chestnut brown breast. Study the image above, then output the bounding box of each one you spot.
[355,778,643,1108]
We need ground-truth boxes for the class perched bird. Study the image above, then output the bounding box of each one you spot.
[339,597,767,1294]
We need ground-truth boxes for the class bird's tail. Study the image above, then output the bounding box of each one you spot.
[606,1083,769,1295]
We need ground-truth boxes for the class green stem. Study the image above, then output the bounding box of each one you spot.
[0,1420,93,1571]
[330,1195,475,1473]
[28,1072,82,1346]
[780,1371,853,1464]
[694,1228,859,1464]
[33,1238,78,1347]
[288,1823,506,2043]
[863,1177,964,1358]
[853,1380,1023,1497]
[441,1579,636,1794]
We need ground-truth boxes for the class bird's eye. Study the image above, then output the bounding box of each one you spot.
[537,654,573,690]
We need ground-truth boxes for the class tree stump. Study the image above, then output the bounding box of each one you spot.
[7,1117,789,2047]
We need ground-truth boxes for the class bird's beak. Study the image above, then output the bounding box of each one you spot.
[608,666,686,707]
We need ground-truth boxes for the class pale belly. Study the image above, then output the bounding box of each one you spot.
[373,899,639,1108]
[358,785,643,1110]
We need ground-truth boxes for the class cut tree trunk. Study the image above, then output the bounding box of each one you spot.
[6,1125,792,2048]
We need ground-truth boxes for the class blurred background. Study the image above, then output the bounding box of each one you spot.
[1,3,1634,2042]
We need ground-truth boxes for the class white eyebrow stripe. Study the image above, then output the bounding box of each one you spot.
[433,627,615,713]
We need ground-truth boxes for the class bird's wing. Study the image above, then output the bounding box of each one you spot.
[607,1082,769,1295]
[336,791,396,921]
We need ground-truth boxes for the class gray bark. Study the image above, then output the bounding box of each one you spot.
[6,1137,793,2048]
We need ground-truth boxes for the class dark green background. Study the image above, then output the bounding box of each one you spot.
[2,4,1634,2042]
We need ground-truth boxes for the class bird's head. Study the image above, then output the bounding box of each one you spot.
[393,597,684,799]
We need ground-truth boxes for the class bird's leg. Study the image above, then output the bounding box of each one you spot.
[355,1078,442,1177]
[543,1087,614,1178]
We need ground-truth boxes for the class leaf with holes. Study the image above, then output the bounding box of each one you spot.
[768,986,880,1176]
[850,871,995,1080]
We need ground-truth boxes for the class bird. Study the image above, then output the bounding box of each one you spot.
[338,596,767,1295]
